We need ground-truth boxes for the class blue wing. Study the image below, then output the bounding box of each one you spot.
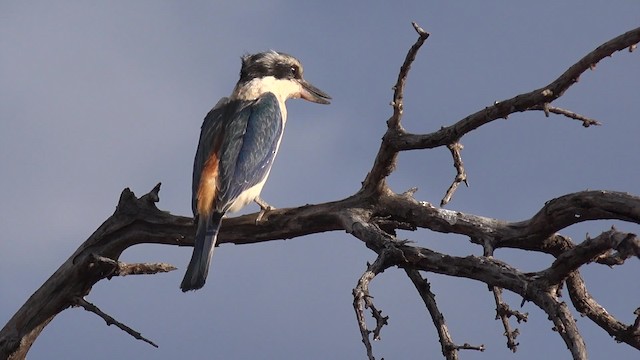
[192,97,230,215]
[193,92,282,215]
[216,92,283,211]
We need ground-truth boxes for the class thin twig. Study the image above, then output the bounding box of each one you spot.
[73,297,158,348]
[529,105,601,127]
[361,22,430,194]
[483,245,526,352]
[406,269,485,359]
[454,343,486,351]
[353,254,390,360]
[388,22,431,129]
[492,287,527,352]
[441,142,468,206]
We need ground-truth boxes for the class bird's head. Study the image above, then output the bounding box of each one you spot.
[235,51,331,104]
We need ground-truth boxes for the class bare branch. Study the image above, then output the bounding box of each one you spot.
[497,191,640,254]
[389,27,640,151]
[492,287,527,352]
[405,269,484,360]
[353,253,391,360]
[454,343,486,352]
[92,255,177,277]
[348,225,593,358]
[73,297,158,348]
[482,245,526,353]
[374,190,640,253]
[0,185,191,359]
[361,22,430,195]
[609,231,640,261]
[114,262,177,276]
[441,142,468,206]
[536,292,587,360]
[202,190,640,255]
[537,229,638,284]
[388,22,431,130]
[529,105,601,127]
[566,272,640,349]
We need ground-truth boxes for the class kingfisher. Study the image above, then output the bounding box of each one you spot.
[181,51,331,292]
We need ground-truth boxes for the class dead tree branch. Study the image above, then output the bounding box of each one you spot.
[352,253,391,360]
[361,21,430,195]
[388,26,640,153]
[567,272,640,346]
[73,297,158,348]
[491,287,524,352]
[0,184,191,360]
[92,255,177,278]
[529,104,601,127]
[441,141,467,206]
[405,269,485,360]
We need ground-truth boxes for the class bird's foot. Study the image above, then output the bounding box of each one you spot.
[254,196,275,224]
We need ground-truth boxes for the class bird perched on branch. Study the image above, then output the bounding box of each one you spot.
[181,51,331,291]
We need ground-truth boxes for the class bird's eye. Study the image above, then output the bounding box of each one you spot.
[290,66,300,78]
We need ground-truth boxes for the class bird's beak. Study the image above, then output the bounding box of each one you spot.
[299,79,331,104]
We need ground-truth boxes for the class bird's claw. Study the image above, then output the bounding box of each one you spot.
[255,196,275,224]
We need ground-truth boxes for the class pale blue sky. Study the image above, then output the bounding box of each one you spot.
[1,2,639,359]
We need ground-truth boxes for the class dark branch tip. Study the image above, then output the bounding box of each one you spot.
[140,183,162,204]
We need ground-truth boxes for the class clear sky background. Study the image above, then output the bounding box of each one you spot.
[1,2,639,359]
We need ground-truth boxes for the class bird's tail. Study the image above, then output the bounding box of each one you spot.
[180,212,223,292]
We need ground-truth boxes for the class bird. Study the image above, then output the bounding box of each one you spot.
[180,51,331,292]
